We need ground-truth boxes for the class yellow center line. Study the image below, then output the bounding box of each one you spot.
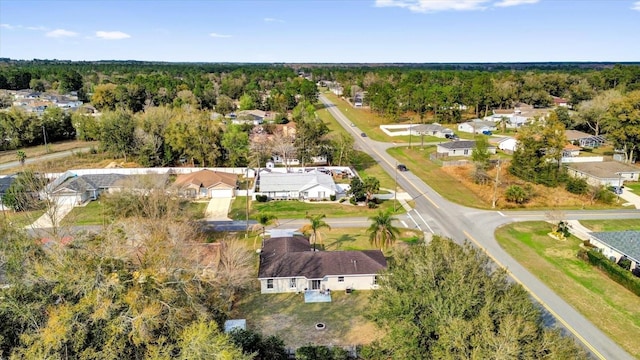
[463,230,606,360]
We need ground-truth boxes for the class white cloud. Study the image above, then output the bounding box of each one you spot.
[632,1,640,10]
[209,32,232,38]
[374,0,489,13]
[264,17,284,23]
[45,29,78,38]
[95,31,131,40]
[494,0,539,7]
[0,23,15,29]
[26,26,47,31]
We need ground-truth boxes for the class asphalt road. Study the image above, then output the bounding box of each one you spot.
[0,147,92,172]
[318,94,637,360]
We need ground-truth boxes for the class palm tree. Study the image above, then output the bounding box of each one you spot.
[16,150,26,166]
[498,116,509,133]
[253,213,278,249]
[367,210,400,250]
[304,214,331,251]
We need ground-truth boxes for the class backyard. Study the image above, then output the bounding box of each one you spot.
[495,221,640,358]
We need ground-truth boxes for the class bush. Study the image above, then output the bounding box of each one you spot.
[367,201,378,209]
[505,185,531,204]
[295,345,349,360]
[349,196,358,205]
[330,194,336,201]
[579,249,640,296]
[595,187,616,204]
[339,197,346,203]
[255,194,269,202]
[565,177,588,195]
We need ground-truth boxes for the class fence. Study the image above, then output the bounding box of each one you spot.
[429,153,470,167]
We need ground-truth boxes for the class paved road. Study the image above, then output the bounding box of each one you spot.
[319,94,637,360]
[0,147,92,171]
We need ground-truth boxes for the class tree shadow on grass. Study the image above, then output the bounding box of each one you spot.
[326,234,356,250]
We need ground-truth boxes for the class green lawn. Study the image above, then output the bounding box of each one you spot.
[2,209,44,227]
[495,221,640,358]
[63,201,109,225]
[233,290,384,349]
[624,182,640,194]
[579,219,640,232]
[251,199,404,220]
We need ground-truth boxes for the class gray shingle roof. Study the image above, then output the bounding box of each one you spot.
[55,174,127,193]
[0,175,16,194]
[566,162,640,179]
[590,231,640,263]
[259,172,337,193]
[438,140,477,150]
[258,236,387,279]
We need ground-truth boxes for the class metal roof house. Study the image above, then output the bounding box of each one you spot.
[257,172,341,200]
[436,140,497,157]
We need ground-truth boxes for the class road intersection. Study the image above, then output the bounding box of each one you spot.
[318,94,638,360]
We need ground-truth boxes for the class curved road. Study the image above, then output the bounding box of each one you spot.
[319,94,637,360]
[0,147,92,171]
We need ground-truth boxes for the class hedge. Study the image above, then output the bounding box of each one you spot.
[578,249,640,297]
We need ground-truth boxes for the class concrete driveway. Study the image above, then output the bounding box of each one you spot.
[619,188,640,209]
[204,197,233,220]
[26,203,75,229]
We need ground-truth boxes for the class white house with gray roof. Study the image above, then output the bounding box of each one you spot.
[48,173,129,205]
[436,140,496,157]
[589,231,640,272]
[257,172,341,200]
[457,120,497,134]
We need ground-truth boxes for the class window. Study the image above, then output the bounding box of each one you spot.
[289,278,296,288]
[464,149,469,155]
[338,276,344,282]
[267,279,273,289]
[373,276,378,286]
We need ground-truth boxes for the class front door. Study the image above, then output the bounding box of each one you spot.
[310,280,321,290]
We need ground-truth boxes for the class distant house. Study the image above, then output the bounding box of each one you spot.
[258,172,340,200]
[552,96,569,107]
[49,173,129,205]
[562,143,582,157]
[436,140,496,157]
[411,123,453,138]
[588,231,640,272]
[258,236,387,293]
[232,110,267,126]
[0,175,17,209]
[565,161,640,186]
[565,130,606,148]
[174,169,238,198]
[493,137,518,153]
[457,120,497,134]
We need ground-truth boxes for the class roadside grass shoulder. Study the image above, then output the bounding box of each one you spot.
[579,219,640,232]
[495,221,640,358]
[0,140,98,165]
[250,199,403,220]
[3,209,45,227]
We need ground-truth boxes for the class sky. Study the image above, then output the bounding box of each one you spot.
[0,0,639,63]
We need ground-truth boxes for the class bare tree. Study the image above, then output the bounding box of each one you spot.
[270,133,296,172]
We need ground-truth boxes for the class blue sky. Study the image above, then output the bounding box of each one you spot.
[1,0,639,62]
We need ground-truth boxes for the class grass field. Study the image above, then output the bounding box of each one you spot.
[234,290,384,349]
[0,140,98,165]
[2,209,45,227]
[579,219,640,232]
[247,198,404,220]
[495,221,640,358]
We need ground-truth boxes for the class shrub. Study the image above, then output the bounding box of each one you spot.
[595,187,616,204]
[349,196,358,205]
[505,185,531,204]
[330,194,336,201]
[255,194,269,202]
[579,249,640,296]
[367,201,378,209]
[339,197,346,203]
[565,177,588,195]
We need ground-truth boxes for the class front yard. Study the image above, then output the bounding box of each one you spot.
[495,221,640,358]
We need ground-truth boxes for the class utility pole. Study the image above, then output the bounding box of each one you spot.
[245,167,250,238]
[42,125,49,153]
[492,160,501,209]
[409,120,412,149]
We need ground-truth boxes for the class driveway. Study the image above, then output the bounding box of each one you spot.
[26,203,75,229]
[619,188,640,209]
[204,197,233,220]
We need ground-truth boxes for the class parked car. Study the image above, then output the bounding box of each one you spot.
[445,133,460,140]
[482,130,493,136]
[360,132,367,137]
[608,185,624,195]
[350,123,355,127]
[397,164,408,172]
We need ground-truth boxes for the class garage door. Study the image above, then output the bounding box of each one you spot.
[209,189,234,198]
[54,195,80,206]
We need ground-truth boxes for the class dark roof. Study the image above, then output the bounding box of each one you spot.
[590,231,640,263]
[0,175,17,194]
[258,236,387,279]
[438,140,477,150]
[55,174,127,193]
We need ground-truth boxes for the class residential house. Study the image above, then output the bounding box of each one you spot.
[258,171,340,200]
[553,96,569,107]
[565,161,640,186]
[562,143,582,157]
[48,173,129,205]
[493,137,518,153]
[0,175,17,209]
[174,169,238,198]
[410,123,453,138]
[588,231,640,272]
[565,130,606,148]
[232,109,269,126]
[258,236,387,293]
[486,103,550,128]
[436,140,497,157]
[457,120,497,134]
